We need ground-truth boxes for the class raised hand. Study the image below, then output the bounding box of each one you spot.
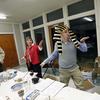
[80,36,89,43]
[40,62,45,67]
[38,40,43,48]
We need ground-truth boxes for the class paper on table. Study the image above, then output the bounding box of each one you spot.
[23,78,55,100]
[35,94,50,100]
[41,81,65,96]
[34,78,55,91]
[55,87,95,100]
[35,95,67,100]
[91,93,100,100]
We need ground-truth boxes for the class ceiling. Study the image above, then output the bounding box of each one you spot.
[0,0,80,23]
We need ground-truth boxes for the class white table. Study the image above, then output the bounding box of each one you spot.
[0,69,26,100]
[0,69,100,100]
[0,69,43,100]
[0,69,65,100]
[54,87,100,100]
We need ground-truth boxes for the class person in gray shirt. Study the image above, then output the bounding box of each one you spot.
[40,25,89,90]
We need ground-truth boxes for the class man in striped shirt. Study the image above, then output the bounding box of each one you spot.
[41,25,89,90]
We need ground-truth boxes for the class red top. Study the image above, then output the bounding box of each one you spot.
[24,44,40,64]
[24,47,30,64]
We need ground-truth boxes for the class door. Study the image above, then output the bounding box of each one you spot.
[48,22,64,68]
[0,34,19,69]
[48,22,64,51]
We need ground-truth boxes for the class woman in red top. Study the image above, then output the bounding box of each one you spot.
[23,37,43,78]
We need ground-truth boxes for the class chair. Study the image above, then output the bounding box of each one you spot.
[42,63,57,78]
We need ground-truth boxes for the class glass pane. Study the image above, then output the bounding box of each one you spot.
[68,0,94,16]
[34,27,47,62]
[23,31,31,44]
[22,21,30,30]
[32,16,43,27]
[47,8,63,22]
[69,15,97,68]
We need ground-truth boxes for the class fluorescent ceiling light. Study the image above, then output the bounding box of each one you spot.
[83,17,93,22]
[0,13,7,19]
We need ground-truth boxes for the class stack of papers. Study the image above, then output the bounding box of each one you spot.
[41,81,65,96]
[55,87,100,100]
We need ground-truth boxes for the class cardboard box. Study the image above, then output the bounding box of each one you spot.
[83,79,94,90]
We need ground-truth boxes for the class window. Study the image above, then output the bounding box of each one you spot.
[69,15,97,67]
[32,16,43,27]
[34,27,47,61]
[68,0,94,16]
[47,8,63,22]
[23,31,31,42]
[22,21,30,30]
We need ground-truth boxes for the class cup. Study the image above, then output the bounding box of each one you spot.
[18,89,24,100]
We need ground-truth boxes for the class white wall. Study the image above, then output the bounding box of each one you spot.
[0,23,13,33]
[94,0,100,56]
[13,24,24,65]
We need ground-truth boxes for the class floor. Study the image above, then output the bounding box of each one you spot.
[14,64,100,94]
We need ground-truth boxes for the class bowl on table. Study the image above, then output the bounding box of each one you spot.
[32,77,39,84]
[11,83,23,91]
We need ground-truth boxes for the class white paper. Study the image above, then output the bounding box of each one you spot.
[55,87,96,100]
[41,81,65,96]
